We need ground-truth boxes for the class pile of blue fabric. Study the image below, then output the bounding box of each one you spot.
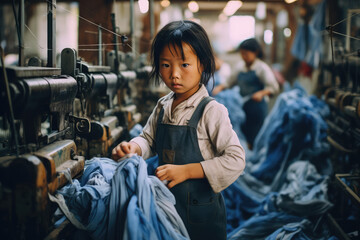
[219,86,338,239]
[51,155,189,240]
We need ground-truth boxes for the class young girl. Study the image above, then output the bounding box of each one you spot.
[112,20,245,240]
[213,38,279,149]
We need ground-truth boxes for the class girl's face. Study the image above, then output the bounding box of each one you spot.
[159,42,203,101]
[240,49,257,66]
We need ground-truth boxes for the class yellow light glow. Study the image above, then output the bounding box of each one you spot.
[223,0,243,16]
[160,0,170,8]
[283,28,292,37]
[285,0,297,4]
[188,1,199,13]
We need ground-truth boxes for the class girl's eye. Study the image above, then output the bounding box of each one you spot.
[182,63,189,68]
[161,63,169,68]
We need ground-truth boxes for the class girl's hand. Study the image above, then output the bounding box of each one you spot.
[252,89,271,102]
[155,163,205,188]
[251,91,265,102]
[111,141,140,160]
[155,164,189,188]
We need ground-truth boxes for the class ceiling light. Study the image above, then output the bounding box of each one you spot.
[285,0,297,4]
[138,0,149,14]
[160,0,170,8]
[188,1,199,13]
[223,1,243,16]
[255,2,266,20]
[283,28,291,37]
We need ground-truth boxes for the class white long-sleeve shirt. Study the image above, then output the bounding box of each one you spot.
[131,85,245,193]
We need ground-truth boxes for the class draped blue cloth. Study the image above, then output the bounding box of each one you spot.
[291,0,326,68]
[55,155,189,240]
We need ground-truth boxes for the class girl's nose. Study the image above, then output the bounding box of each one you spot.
[170,66,180,79]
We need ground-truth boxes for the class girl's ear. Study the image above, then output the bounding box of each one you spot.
[198,62,204,74]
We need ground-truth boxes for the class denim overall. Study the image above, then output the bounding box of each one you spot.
[237,71,268,145]
[155,96,227,240]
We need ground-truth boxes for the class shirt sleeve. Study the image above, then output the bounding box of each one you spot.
[199,102,246,193]
[257,60,279,95]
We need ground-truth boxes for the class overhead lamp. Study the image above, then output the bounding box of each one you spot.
[160,0,170,8]
[264,29,273,45]
[285,0,297,4]
[188,1,199,13]
[138,0,149,14]
[255,2,266,20]
[223,1,243,16]
[283,28,291,37]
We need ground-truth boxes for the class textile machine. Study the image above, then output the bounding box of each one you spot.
[321,51,360,238]
[0,1,150,238]
[0,50,148,240]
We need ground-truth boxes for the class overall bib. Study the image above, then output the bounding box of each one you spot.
[237,71,268,146]
[155,97,227,240]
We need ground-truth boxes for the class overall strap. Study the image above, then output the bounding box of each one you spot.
[188,96,214,128]
[157,107,165,125]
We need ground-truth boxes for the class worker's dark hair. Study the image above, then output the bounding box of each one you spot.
[150,20,215,86]
[238,38,263,59]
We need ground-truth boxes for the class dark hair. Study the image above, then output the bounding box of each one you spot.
[150,20,215,86]
[238,38,263,59]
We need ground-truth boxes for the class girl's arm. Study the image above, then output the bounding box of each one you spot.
[199,102,246,193]
[155,163,205,188]
[258,61,279,97]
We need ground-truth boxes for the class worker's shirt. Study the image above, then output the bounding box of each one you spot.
[131,84,245,193]
[225,58,279,96]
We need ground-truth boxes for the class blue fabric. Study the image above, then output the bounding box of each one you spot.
[221,89,336,239]
[206,71,222,96]
[227,212,304,240]
[129,123,143,139]
[291,0,326,68]
[248,89,330,188]
[146,154,159,176]
[56,155,189,240]
[265,219,338,240]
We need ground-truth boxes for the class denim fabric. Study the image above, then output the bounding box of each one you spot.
[129,123,143,139]
[55,156,189,240]
[206,71,221,96]
[227,212,304,240]
[222,89,335,239]
[265,219,339,240]
[291,0,326,68]
[247,89,330,189]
